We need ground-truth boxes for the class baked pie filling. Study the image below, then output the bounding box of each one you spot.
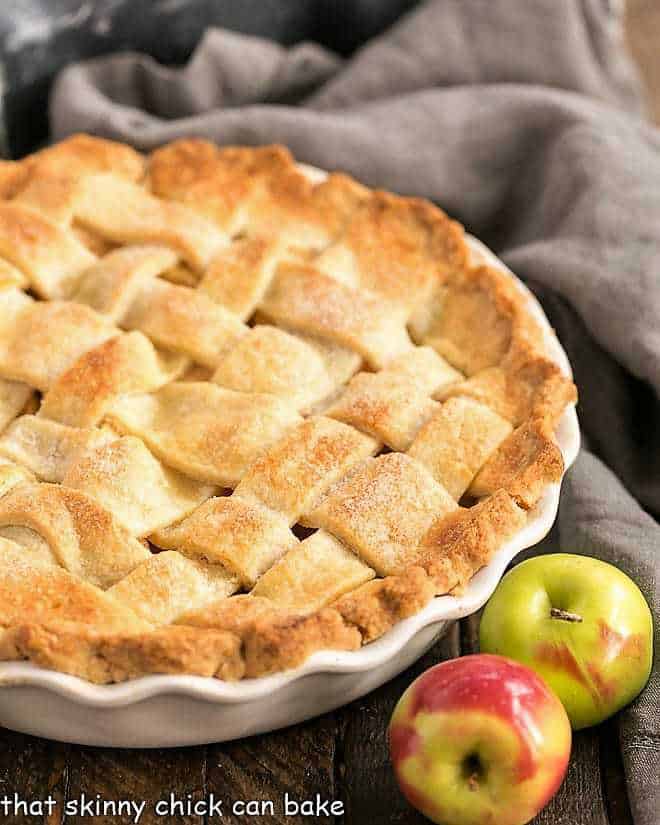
[0,135,576,682]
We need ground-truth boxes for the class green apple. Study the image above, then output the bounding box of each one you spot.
[479,554,653,729]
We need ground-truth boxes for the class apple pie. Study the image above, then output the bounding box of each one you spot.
[0,135,576,683]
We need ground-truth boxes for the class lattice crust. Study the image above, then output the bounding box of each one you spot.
[76,174,229,271]
[234,416,379,524]
[0,259,29,290]
[107,551,239,625]
[415,264,524,375]
[198,236,283,317]
[415,490,527,593]
[469,418,565,508]
[251,530,375,611]
[211,325,360,412]
[315,191,468,312]
[39,332,187,427]
[151,496,298,588]
[148,141,369,246]
[0,461,34,499]
[0,204,97,298]
[61,436,216,536]
[0,379,33,433]
[107,383,302,486]
[0,289,116,390]
[307,453,459,576]
[0,537,148,634]
[326,347,461,450]
[439,347,577,427]
[0,415,115,483]
[407,398,513,500]
[0,485,150,588]
[0,135,577,683]
[72,245,247,366]
[72,245,178,320]
[259,262,415,368]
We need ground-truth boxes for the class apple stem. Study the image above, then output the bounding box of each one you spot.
[463,754,484,791]
[550,607,583,623]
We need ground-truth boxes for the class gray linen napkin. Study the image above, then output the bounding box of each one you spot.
[50,1,659,820]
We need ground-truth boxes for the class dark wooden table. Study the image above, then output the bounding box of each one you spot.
[0,612,634,825]
[0,3,656,823]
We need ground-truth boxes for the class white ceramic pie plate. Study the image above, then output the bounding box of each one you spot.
[0,171,579,746]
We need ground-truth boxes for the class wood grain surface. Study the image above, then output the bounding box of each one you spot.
[0,613,635,825]
[0,3,657,823]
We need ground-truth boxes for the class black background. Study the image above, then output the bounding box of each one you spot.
[0,0,420,157]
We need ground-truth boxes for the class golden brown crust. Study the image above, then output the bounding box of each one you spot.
[0,484,152,588]
[439,348,577,428]
[3,135,144,234]
[0,161,29,200]
[1,624,244,683]
[0,135,577,683]
[316,190,467,314]
[234,416,378,524]
[407,397,512,500]
[176,595,364,678]
[150,496,298,588]
[148,141,366,249]
[39,332,186,427]
[334,566,435,643]
[421,262,577,512]
[306,453,458,576]
[0,536,149,631]
[469,419,565,509]
[176,594,278,633]
[250,530,375,611]
[148,141,294,234]
[243,607,362,677]
[25,134,145,183]
[415,489,526,593]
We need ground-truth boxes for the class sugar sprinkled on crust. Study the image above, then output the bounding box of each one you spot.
[0,135,576,682]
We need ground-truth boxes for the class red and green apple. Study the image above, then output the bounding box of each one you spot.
[389,654,571,825]
[479,553,653,729]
